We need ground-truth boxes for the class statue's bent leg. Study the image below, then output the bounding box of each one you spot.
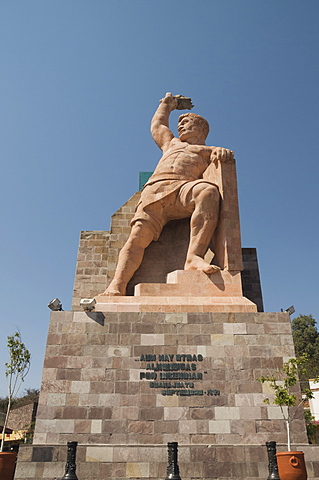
[184,183,220,274]
[104,221,155,296]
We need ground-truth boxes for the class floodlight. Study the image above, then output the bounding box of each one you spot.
[80,298,96,312]
[48,298,63,311]
[285,305,295,316]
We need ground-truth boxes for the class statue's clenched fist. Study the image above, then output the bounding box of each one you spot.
[211,147,234,163]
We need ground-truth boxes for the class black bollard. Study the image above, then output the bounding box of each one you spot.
[61,441,78,480]
[165,442,182,480]
[266,441,280,480]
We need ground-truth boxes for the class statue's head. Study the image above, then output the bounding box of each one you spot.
[177,113,209,142]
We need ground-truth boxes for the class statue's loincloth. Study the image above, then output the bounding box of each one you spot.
[131,178,219,241]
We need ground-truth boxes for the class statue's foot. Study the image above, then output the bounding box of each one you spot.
[101,281,126,296]
[184,255,221,275]
[103,289,123,296]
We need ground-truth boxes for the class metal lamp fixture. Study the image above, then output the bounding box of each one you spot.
[48,298,63,311]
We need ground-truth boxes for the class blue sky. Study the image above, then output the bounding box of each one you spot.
[0,0,318,396]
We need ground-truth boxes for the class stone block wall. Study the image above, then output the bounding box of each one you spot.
[15,310,319,480]
[8,402,38,431]
[72,193,140,309]
[14,443,319,480]
[33,311,306,447]
[72,231,110,310]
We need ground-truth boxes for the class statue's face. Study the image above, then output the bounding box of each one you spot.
[178,116,206,142]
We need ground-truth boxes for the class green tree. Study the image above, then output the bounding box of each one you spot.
[0,397,10,414]
[0,388,39,414]
[14,388,39,409]
[258,355,314,451]
[0,331,31,452]
[291,315,319,385]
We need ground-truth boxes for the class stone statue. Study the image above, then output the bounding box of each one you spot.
[103,92,234,296]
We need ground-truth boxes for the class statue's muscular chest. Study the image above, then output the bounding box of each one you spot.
[157,143,211,176]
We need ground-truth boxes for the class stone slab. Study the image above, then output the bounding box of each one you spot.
[94,296,257,313]
[136,270,243,297]
[96,270,257,313]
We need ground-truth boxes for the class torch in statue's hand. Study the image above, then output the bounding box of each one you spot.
[160,93,194,111]
[174,95,194,110]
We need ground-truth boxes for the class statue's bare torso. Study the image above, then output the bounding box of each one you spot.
[153,140,212,179]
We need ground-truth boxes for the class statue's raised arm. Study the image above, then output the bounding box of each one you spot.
[151,93,193,152]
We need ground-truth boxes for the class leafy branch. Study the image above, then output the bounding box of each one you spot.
[258,355,316,451]
[1,331,31,452]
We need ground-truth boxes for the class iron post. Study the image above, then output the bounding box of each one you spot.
[61,441,78,480]
[266,441,280,480]
[165,441,182,480]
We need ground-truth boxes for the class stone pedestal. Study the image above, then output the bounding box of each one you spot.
[95,270,257,313]
[15,308,316,480]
